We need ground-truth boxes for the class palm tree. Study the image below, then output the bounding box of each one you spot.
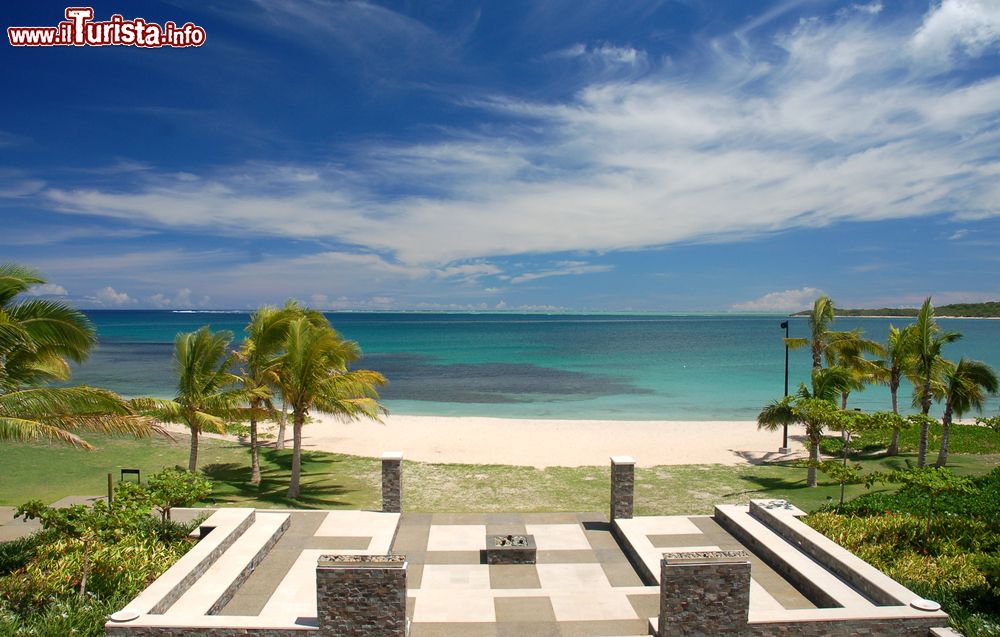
[877,325,915,455]
[140,327,247,471]
[276,317,386,499]
[825,329,884,411]
[237,305,292,484]
[785,295,836,369]
[934,358,998,467]
[235,301,326,484]
[757,367,852,487]
[908,298,961,467]
[0,263,152,449]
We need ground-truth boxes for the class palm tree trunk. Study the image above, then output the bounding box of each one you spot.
[887,383,900,455]
[808,435,819,487]
[935,402,952,467]
[250,398,261,485]
[276,397,287,450]
[287,409,304,499]
[918,380,932,467]
[188,426,199,472]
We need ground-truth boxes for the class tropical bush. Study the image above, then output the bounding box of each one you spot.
[0,472,205,635]
[808,467,1000,636]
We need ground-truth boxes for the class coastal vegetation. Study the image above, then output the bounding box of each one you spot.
[792,300,1000,318]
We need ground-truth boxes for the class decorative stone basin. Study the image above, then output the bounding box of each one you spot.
[485,534,536,564]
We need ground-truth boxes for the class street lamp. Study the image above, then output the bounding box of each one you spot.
[779,320,791,453]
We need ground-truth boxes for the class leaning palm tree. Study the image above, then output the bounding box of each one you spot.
[276,317,386,499]
[0,263,152,448]
[907,298,961,467]
[140,327,248,471]
[934,358,998,467]
[757,367,852,487]
[877,324,915,455]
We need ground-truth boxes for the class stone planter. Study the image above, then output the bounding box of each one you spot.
[485,534,536,564]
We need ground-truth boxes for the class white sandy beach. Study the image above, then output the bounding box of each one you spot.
[279,414,810,468]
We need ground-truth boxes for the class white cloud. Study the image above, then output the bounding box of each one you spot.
[147,288,209,308]
[949,228,969,240]
[28,5,1000,272]
[503,261,613,284]
[731,287,823,312]
[24,283,68,296]
[911,0,1000,66]
[94,286,134,306]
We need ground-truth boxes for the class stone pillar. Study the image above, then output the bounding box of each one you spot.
[610,455,635,521]
[659,550,751,636]
[316,554,407,637]
[382,451,403,513]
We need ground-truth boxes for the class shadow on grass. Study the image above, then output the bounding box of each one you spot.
[199,447,368,510]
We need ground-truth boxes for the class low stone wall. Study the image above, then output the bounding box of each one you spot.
[316,554,407,637]
[714,506,842,609]
[658,551,751,636]
[381,452,403,514]
[749,499,910,606]
[107,626,311,636]
[746,617,944,636]
[610,456,634,521]
[149,510,256,615]
[206,515,291,615]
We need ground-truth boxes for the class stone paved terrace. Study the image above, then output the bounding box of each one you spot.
[105,500,952,637]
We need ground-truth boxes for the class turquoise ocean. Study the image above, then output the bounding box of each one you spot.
[72,311,1000,421]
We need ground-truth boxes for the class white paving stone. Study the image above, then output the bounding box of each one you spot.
[536,563,611,591]
[426,524,487,551]
[548,592,639,621]
[411,590,496,623]
[525,523,591,550]
[419,564,491,590]
[314,510,398,552]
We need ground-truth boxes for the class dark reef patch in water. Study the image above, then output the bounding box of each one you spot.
[358,352,653,404]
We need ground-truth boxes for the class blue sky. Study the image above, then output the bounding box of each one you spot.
[2,0,999,311]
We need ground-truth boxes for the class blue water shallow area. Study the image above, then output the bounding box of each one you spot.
[72,311,1000,421]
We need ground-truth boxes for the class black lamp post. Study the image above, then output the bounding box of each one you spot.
[779,320,791,453]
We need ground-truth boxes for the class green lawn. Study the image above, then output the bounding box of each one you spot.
[1,432,997,515]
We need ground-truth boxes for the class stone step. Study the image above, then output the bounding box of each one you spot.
[714,505,873,610]
[166,512,291,616]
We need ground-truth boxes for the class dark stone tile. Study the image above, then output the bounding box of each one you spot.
[494,597,556,622]
[485,512,527,525]
[431,513,488,525]
[410,622,498,637]
[593,548,630,564]
[489,564,542,589]
[536,550,598,564]
[423,550,484,564]
[646,533,711,548]
[583,530,619,551]
[304,536,371,550]
[627,592,660,619]
[558,619,650,636]
[407,563,425,589]
[497,622,562,637]
[601,561,644,587]
[392,524,431,553]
